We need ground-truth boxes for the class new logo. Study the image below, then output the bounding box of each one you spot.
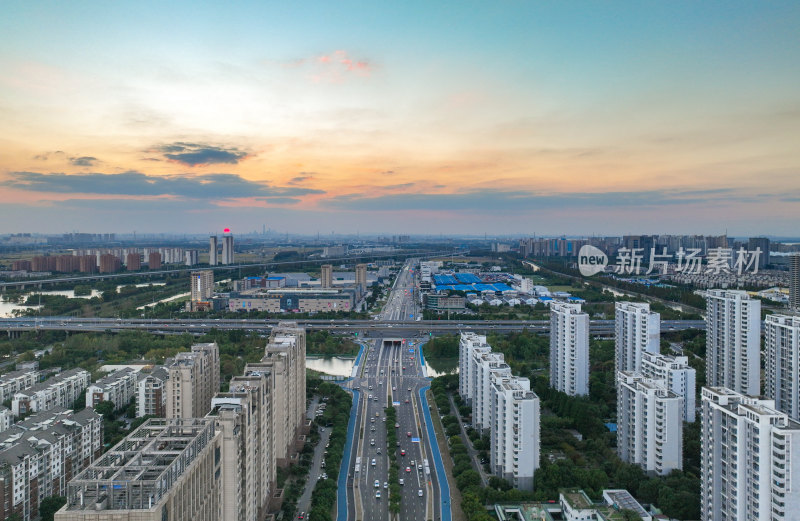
[578,245,608,276]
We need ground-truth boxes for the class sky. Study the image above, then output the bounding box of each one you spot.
[1,1,798,236]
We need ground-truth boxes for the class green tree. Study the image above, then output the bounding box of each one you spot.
[39,495,67,521]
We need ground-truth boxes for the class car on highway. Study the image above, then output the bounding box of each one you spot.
[375,491,381,499]
[399,478,404,485]
[400,449,406,456]
[395,423,399,428]
[383,482,388,489]
[370,439,375,445]
[374,480,379,488]
[371,458,376,466]
[407,432,411,437]
[407,387,411,391]
[377,447,381,453]
[418,489,423,497]
[405,399,409,404]
[418,464,422,471]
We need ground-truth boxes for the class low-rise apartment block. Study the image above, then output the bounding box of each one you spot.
[0,407,103,521]
[11,368,90,416]
[0,369,41,403]
[86,368,137,411]
[136,366,168,418]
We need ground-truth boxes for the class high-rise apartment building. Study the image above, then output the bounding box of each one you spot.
[86,368,137,412]
[791,253,800,310]
[221,234,234,265]
[641,351,696,422]
[615,302,660,375]
[148,251,161,270]
[191,270,214,302]
[209,235,218,266]
[617,372,683,475]
[258,322,306,464]
[747,236,770,269]
[185,249,199,266]
[207,367,272,521]
[705,289,761,395]
[765,314,800,422]
[56,418,222,521]
[1,408,103,521]
[136,366,168,418]
[166,343,220,419]
[490,374,540,491]
[458,332,492,402]
[457,333,540,490]
[320,264,333,288]
[473,351,511,431]
[550,303,589,396]
[355,263,367,291]
[98,253,120,273]
[125,252,141,271]
[11,368,91,416]
[700,387,800,521]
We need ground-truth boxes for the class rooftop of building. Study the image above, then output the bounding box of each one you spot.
[561,489,593,510]
[92,367,136,386]
[14,367,89,396]
[603,489,649,520]
[0,368,39,381]
[64,418,217,512]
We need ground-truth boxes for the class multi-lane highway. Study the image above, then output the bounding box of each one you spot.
[341,260,444,521]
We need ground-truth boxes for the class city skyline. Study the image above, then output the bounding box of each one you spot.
[1,2,799,234]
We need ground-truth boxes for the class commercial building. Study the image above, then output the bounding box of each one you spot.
[191,269,214,302]
[227,288,355,313]
[423,293,466,312]
[86,368,137,412]
[258,322,305,464]
[207,367,272,521]
[641,351,697,422]
[614,302,660,375]
[549,303,589,396]
[166,343,220,419]
[355,263,367,291]
[209,235,218,266]
[0,368,41,403]
[616,372,683,475]
[221,234,234,265]
[700,387,800,521]
[791,253,800,310]
[320,264,333,288]
[56,418,221,521]
[125,252,140,271]
[765,314,800,422]
[136,366,168,418]
[0,408,103,521]
[490,375,540,491]
[705,289,761,395]
[11,368,91,416]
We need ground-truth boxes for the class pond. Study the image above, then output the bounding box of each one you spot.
[306,356,356,377]
[0,289,103,317]
[424,358,459,378]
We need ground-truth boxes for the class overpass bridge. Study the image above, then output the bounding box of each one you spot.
[0,317,706,337]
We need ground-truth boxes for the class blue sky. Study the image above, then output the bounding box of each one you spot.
[0,1,798,234]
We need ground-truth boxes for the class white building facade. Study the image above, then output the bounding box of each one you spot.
[641,351,697,422]
[705,289,761,395]
[550,303,589,396]
[86,368,137,411]
[615,302,660,375]
[765,314,800,422]
[11,368,90,416]
[700,387,800,521]
[490,375,540,491]
[617,372,683,475]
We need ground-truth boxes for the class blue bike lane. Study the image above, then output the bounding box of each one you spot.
[419,385,451,521]
[336,388,360,521]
